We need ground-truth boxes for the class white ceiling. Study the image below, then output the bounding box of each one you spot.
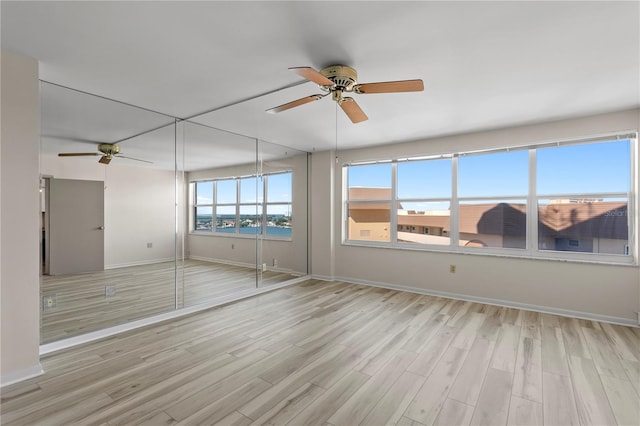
[2,1,639,167]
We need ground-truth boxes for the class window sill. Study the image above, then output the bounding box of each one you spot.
[189,231,292,242]
[341,240,638,267]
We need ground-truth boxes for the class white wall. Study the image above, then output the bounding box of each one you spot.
[187,153,308,275]
[311,108,640,324]
[1,50,42,385]
[40,156,177,268]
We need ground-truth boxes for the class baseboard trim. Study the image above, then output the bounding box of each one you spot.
[1,364,44,388]
[188,255,255,269]
[334,275,639,327]
[310,274,336,281]
[40,275,311,356]
[105,257,175,269]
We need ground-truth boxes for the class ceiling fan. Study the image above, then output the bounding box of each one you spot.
[58,143,152,165]
[266,65,424,123]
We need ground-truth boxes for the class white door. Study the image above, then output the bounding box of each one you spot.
[49,178,104,275]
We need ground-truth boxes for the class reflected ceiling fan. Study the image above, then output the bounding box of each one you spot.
[58,143,152,165]
[267,65,424,123]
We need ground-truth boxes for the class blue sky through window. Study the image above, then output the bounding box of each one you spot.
[348,139,631,199]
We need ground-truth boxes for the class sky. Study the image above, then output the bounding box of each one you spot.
[348,139,631,207]
[196,172,293,216]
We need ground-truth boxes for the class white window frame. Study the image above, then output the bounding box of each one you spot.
[342,132,638,265]
[191,170,293,240]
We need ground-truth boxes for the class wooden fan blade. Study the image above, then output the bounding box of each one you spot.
[353,79,424,94]
[98,156,112,165]
[266,94,324,113]
[58,152,100,157]
[116,155,153,164]
[289,67,334,86]
[339,97,368,124]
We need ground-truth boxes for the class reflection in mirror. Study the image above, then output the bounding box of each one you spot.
[39,82,309,344]
[39,82,178,343]
[258,140,308,287]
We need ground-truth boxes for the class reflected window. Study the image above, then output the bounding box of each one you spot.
[266,172,292,237]
[192,171,292,238]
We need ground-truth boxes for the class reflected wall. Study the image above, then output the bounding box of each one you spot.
[39,82,308,343]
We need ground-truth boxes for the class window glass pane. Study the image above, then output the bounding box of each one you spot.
[458,150,528,197]
[347,163,392,199]
[195,206,212,231]
[217,179,236,204]
[216,205,236,233]
[266,204,292,237]
[195,181,213,205]
[347,202,391,242]
[239,205,262,234]
[537,140,630,194]
[397,201,451,245]
[458,200,527,249]
[267,172,292,202]
[538,198,629,255]
[397,159,451,199]
[240,177,263,203]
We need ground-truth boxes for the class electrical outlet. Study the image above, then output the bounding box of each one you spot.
[43,295,56,310]
[105,285,116,298]
[147,242,153,248]
[450,264,456,273]
[273,258,278,268]
[262,263,267,272]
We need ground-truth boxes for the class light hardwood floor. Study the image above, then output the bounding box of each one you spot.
[41,259,298,343]
[5,279,638,425]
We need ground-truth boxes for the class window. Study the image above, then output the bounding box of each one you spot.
[192,171,293,238]
[194,181,213,231]
[537,139,631,255]
[266,172,292,237]
[458,150,528,249]
[346,163,392,242]
[397,157,452,246]
[343,134,636,264]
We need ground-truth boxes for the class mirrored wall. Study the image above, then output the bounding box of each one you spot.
[39,81,308,344]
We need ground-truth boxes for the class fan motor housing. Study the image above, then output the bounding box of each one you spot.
[319,65,358,90]
[98,144,120,155]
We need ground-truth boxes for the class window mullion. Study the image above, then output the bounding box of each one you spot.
[528,149,537,254]
[391,162,398,244]
[451,155,459,248]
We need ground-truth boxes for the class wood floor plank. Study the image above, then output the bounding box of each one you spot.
[600,322,640,362]
[249,382,325,426]
[567,355,618,426]
[490,324,521,373]
[542,372,580,426]
[469,368,513,426]
[541,326,570,376]
[285,370,370,425]
[328,350,416,426]
[448,338,496,406]
[512,335,543,403]
[600,374,640,426]
[559,316,593,359]
[506,395,543,426]
[404,346,468,426]
[432,398,474,426]
[582,327,629,379]
[360,371,426,426]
